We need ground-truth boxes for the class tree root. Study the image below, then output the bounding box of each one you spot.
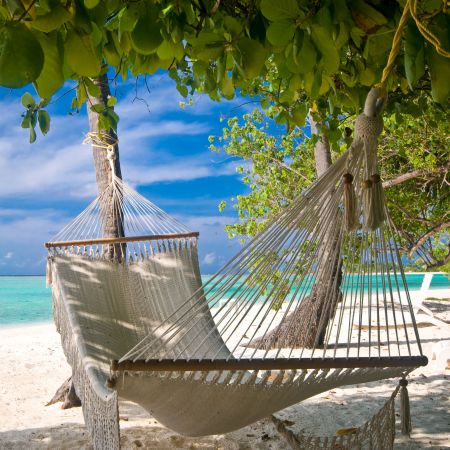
[46,376,81,409]
[271,414,302,449]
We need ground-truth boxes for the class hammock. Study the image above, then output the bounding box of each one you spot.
[46,88,427,449]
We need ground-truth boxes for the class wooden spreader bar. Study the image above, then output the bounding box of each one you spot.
[111,356,428,372]
[45,232,200,249]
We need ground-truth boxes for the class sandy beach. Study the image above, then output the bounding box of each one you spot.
[0,298,449,450]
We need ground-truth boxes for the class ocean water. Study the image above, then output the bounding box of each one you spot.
[0,273,448,327]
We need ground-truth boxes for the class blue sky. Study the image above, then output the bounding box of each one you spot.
[0,74,252,275]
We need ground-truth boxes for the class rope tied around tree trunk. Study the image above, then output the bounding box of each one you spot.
[356,0,450,231]
[83,132,119,177]
[349,87,386,231]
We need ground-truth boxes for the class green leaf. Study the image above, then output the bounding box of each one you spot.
[352,0,387,31]
[275,110,288,124]
[266,22,295,47]
[90,103,105,113]
[310,70,322,99]
[237,38,267,78]
[366,27,396,65]
[84,0,100,9]
[118,6,139,34]
[261,0,302,21]
[157,40,184,61]
[404,22,425,89]
[131,7,163,55]
[219,74,235,99]
[311,8,340,75]
[334,22,349,49]
[38,110,50,135]
[107,96,117,107]
[64,30,101,77]
[0,23,44,88]
[189,32,225,61]
[98,113,109,131]
[0,5,10,19]
[216,54,226,83]
[291,103,308,126]
[359,67,375,86]
[106,109,119,130]
[29,126,36,143]
[73,0,93,34]
[286,33,316,74]
[21,92,35,107]
[32,5,71,33]
[34,31,64,99]
[84,77,101,97]
[75,82,88,108]
[350,27,364,47]
[427,45,450,104]
[332,0,351,22]
[21,112,30,128]
[104,39,121,66]
[223,16,243,37]
[90,22,103,47]
[177,84,188,97]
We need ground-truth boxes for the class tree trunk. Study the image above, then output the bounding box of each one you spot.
[296,116,343,347]
[48,73,124,409]
[250,114,343,350]
[88,73,125,260]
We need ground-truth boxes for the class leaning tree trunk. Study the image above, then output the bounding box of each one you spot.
[294,116,344,347]
[48,73,124,409]
[251,114,344,350]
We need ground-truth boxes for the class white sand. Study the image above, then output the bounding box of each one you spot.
[0,299,449,450]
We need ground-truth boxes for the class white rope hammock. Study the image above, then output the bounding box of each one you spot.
[46,88,426,449]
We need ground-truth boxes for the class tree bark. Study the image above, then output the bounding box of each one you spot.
[297,118,342,347]
[250,114,343,349]
[310,119,332,177]
[88,73,125,260]
[48,73,124,409]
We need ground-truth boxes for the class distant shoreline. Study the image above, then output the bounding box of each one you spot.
[0,274,45,277]
[0,271,448,277]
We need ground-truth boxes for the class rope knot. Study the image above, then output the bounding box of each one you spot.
[342,173,354,184]
[371,173,381,184]
[363,179,373,189]
[83,131,118,177]
[107,147,116,161]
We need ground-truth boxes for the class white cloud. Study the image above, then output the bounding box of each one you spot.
[0,209,71,274]
[203,252,216,265]
[0,87,240,201]
[0,79,247,275]
[124,156,237,186]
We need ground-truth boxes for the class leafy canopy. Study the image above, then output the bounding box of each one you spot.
[210,92,450,270]
[0,0,449,141]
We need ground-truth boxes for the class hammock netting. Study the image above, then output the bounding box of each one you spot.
[46,88,426,449]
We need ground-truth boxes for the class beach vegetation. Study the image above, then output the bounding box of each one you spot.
[211,92,450,272]
[0,0,448,390]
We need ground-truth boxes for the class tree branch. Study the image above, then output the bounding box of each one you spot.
[425,244,450,270]
[408,221,450,258]
[382,166,449,189]
[266,156,312,182]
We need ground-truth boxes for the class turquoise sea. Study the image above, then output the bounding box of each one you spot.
[0,274,449,327]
